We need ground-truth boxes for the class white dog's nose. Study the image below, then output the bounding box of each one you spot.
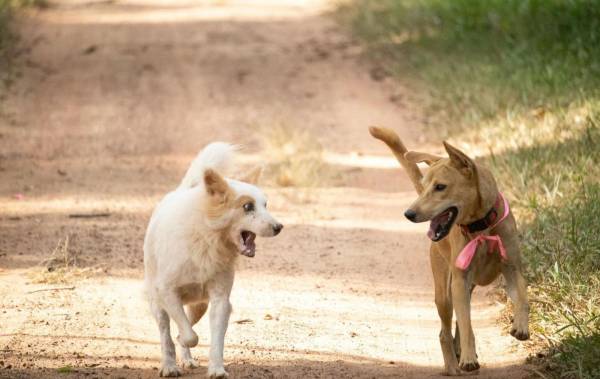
[272,223,283,236]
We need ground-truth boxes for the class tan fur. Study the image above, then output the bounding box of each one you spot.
[233,195,255,209]
[203,169,234,219]
[204,169,230,197]
[203,170,256,222]
[202,173,259,271]
[185,303,208,326]
[369,126,424,193]
[370,127,530,375]
[404,151,442,167]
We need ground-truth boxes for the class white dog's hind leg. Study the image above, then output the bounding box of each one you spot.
[179,303,208,369]
[160,290,199,348]
[151,302,181,377]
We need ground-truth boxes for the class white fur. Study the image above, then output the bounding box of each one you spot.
[178,142,238,190]
[144,142,281,378]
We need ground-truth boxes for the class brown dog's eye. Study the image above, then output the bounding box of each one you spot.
[434,184,447,191]
[243,202,255,213]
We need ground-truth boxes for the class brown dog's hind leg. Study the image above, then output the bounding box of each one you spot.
[502,264,530,341]
[453,285,475,359]
[453,321,461,360]
[431,248,461,375]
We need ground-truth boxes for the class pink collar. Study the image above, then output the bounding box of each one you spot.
[455,192,510,270]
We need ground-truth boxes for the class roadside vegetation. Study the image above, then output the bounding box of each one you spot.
[261,123,333,188]
[0,0,16,91]
[0,0,44,95]
[338,1,600,378]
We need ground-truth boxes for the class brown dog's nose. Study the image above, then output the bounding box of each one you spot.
[404,209,417,222]
[272,223,283,235]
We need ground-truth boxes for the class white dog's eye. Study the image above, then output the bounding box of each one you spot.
[243,202,255,213]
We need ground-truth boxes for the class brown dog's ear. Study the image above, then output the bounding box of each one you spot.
[240,166,262,185]
[404,151,442,166]
[204,169,229,197]
[443,141,476,177]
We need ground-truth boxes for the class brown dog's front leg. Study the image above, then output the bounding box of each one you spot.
[453,284,475,360]
[451,270,480,372]
[431,250,460,375]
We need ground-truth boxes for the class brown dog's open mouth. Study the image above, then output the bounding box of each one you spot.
[240,231,256,257]
[428,206,458,242]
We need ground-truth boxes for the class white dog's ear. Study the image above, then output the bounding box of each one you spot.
[443,141,476,177]
[404,151,442,166]
[240,166,262,185]
[204,169,229,197]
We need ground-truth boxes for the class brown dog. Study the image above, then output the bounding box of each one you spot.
[369,127,529,375]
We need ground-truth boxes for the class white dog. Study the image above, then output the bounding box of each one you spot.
[144,142,283,378]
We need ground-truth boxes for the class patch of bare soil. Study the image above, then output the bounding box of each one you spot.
[0,1,530,378]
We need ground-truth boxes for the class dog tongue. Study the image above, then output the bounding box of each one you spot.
[427,221,439,240]
[241,232,256,258]
[427,211,449,240]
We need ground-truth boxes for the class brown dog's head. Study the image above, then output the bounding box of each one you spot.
[403,142,497,241]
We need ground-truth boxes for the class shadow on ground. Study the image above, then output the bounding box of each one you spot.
[0,360,530,379]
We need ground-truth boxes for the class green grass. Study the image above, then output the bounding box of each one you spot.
[338,1,600,377]
[0,0,45,92]
[339,0,600,135]
[494,126,600,379]
[56,365,73,374]
[0,1,15,77]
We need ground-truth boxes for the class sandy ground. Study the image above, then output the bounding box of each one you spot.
[0,1,531,378]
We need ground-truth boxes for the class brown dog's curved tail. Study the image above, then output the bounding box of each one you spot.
[369,126,424,194]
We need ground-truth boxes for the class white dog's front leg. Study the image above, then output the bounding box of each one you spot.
[160,290,198,348]
[207,297,231,378]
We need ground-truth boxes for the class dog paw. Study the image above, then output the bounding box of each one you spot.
[177,331,199,348]
[182,357,200,369]
[159,363,182,377]
[510,327,530,341]
[207,366,228,378]
[444,365,461,376]
[459,360,480,372]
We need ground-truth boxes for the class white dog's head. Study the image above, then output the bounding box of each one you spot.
[203,167,283,257]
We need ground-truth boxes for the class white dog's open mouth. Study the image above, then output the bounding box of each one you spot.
[240,231,256,257]
[427,206,458,242]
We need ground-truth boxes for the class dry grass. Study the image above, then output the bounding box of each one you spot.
[28,235,99,284]
[260,123,338,188]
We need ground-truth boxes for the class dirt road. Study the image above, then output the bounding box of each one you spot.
[0,1,530,378]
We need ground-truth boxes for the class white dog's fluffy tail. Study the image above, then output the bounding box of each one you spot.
[178,142,237,190]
